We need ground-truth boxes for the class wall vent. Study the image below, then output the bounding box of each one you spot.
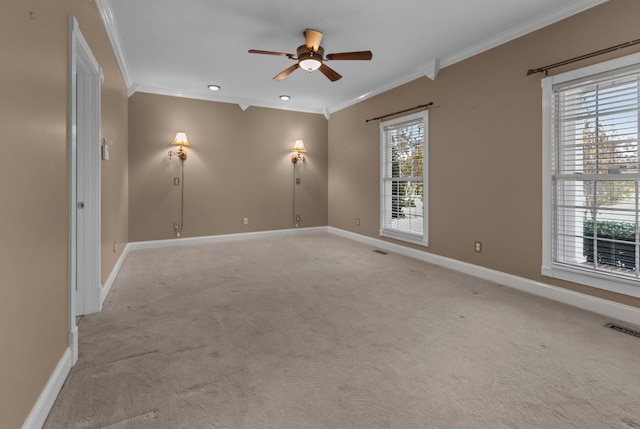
[605,323,640,339]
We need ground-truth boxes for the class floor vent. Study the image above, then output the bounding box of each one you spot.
[373,250,388,255]
[605,323,640,339]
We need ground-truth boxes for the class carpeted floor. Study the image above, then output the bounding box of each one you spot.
[44,233,640,428]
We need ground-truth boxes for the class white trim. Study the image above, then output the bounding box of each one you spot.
[101,243,132,306]
[440,0,608,71]
[328,227,640,327]
[95,0,134,91]
[379,229,428,247]
[416,58,441,81]
[543,263,640,299]
[68,16,79,368]
[94,0,607,114]
[21,348,72,429]
[541,51,640,87]
[329,70,426,114]
[23,244,147,429]
[128,227,327,251]
[69,325,78,365]
[71,18,102,316]
[541,51,640,299]
[541,73,553,286]
[134,86,326,116]
[379,111,429,247]
[329,0,608,114]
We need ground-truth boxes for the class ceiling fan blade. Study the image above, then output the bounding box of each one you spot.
[273,63,300,80]
[326,51,373,61]
[248,49,294,58]
[304,29,323,52]
[319,63,342,82]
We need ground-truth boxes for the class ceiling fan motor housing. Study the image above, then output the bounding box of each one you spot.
[297,45,324,70]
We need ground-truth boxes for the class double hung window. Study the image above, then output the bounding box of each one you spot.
[380,111,428,246]
[543,53,640,297]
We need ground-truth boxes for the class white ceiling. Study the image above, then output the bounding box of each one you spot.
[98,0,606,116]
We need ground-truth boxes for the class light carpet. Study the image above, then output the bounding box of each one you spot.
[44,233,640,428]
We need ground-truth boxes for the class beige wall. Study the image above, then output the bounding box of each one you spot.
[99,39,129,284]
[129,93,328,241]
[0,0,128,427]
[3,0,640,426]
[328,0,640,308]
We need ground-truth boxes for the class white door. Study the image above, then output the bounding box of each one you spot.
[70,18,101,336]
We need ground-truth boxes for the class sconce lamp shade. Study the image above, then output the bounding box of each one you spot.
[293,139,306,152]
[169,132,190,161]
[172,132,190,147]
[291,139,306,164]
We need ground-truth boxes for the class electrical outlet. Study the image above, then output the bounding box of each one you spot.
[113,241,116,253]
[174,222,180,230]
[243,217,248,225]
[296,178,301,185]
[295,214,301,222]
[356,218,361,226]
[174,177,180,186]
[475,241,482,253]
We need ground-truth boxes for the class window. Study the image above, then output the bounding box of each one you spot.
[542,52,640,298]
[380,111,428,246]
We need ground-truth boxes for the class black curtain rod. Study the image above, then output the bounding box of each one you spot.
[527,38,640,76]
[366,102,433,123]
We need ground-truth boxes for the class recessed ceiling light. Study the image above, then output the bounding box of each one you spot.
[280,95,290,101]
[208,85,220,91]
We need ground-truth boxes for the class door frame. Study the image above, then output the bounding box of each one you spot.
[69,17,102,364]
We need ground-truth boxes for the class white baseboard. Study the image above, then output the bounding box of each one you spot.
[101,243,132,306]
[27,244,135,429]
[327,227,640,327]
[21,348,72,429]
[70,325,78,366]
[128,226,327,251]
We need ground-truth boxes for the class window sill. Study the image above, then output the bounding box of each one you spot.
[542,263,640,299]
[380,229,428,247]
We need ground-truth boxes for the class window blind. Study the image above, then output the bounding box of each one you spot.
[552,67,640,280]
[380,111,427,244]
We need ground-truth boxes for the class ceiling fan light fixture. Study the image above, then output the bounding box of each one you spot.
[249,30,371,82]
[299,57,321,71]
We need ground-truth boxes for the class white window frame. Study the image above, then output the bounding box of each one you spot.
[380,110,429,246]
[542,52,640,298]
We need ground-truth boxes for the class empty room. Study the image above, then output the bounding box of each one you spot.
[3,0,640,428]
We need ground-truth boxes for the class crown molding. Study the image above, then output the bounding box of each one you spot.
[439,0,609,69]
[95,0,134,89]
[134,85,327,116]
[329,0,608,114]
[328,69,424,114]
[96,0,607,116]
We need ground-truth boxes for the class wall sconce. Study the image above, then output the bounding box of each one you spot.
[168,132,190,161]
[291,139,306,163]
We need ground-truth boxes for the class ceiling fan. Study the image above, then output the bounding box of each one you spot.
[248,29,373,82]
